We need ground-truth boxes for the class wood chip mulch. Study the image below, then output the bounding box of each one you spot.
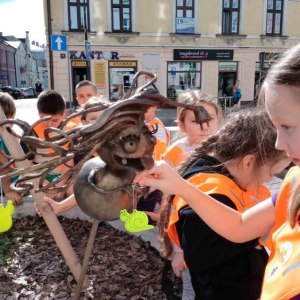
[0,216,181,300]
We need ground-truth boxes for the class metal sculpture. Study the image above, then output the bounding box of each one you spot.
[0,71,212,299]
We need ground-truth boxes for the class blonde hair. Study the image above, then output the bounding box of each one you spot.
[81,96,110,121]
[265,44,300,227]
[177,90,222,126]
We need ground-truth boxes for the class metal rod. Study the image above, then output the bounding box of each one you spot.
[74,219,100,300]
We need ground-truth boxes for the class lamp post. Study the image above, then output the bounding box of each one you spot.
[84,7,90,81]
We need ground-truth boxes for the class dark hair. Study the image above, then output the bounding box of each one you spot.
[37,90,66,115]
[158,109,286,258]
[75,80,97,94]
[0,92,16,118]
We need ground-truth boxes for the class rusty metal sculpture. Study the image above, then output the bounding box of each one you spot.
[0,71,211,299]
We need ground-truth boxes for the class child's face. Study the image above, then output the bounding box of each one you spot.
[85,110,105,125]
[39,112,65,129]
[179,103,218,146]
[76,86,97,107]
[266,85,300,167]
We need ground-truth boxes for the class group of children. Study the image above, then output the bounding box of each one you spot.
[2,43,300,300]
[134,43,300,300]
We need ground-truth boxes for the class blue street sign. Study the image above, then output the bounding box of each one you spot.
[51,35,67,51]
[85,41,91,61]
[21,80,26,84]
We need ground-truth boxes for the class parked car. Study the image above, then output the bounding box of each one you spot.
[20,88,35,98]
[0,86,22,100]
[28,87,37,97]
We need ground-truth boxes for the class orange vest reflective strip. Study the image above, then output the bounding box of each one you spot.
[262,167,300,259]
[149,118,170,161]
[168,173,270,251]
[33,122,73,171]
[163,144,186,168]
[261,221,300,300]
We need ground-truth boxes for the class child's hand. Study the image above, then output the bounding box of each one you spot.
[143,211,159,221]
[35,197,63,216]
[134,161,185,196]
[172,252,185,277]
[5,191,23,205]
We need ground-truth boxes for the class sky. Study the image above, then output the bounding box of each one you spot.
[0,0,46,44]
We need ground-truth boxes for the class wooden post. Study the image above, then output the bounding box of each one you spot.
[0,107,89,288]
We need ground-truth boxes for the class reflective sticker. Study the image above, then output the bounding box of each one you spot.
[267,264,280,281]
[280,242,293,264]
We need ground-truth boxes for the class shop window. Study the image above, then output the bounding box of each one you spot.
[112,0,132,32]
[266,0,283,35]
[218,61,238,97]
[109,61,137,100]
[222,0,240,34]
[68,0,90,31]
[167,62,201,100]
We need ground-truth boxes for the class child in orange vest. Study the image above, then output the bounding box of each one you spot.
[134,110,290,300]
[0,92,23,205]
[21,90,75,199]
[163,91,222,169]
[162,91,222,299]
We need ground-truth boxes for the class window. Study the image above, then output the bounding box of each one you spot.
[109,61,137,100]
[112,0,132,32]
[167,62,201,99]
[266,0,283,35]
[222,0,240,34]
[68,0,89,31]
[176,0,194,18]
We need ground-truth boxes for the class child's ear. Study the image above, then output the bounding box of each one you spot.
[242,155,256,171]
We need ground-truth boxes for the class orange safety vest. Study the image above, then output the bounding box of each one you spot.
[261,221,300,300]
[33,122,74,172]
[168,173,271,251]
[261,167,300,258]
[163,141,191,168]
[148,118,170,161]
[67,113,82,127]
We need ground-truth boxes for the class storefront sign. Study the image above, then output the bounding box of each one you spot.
[69,51,119,60]
[72,61,87,67]
[94,63,106,89]
[264,52,283,60]
[176,18,195,34]
[174,49,234,61]
[109,61,137,67]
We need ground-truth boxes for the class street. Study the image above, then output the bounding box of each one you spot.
[13,97,178,127]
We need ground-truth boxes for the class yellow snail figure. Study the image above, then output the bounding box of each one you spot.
[0,200,14,233]
[120,209,154,232]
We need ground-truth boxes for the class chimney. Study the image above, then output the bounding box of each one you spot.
[36,41,39,47]
[0,32,2,37]
[42,44,45,48]
[32,41,35,45]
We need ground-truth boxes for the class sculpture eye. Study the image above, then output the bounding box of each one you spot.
[123,136,139,153]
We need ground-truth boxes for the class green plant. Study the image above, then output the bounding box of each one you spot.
[0,233,23,266]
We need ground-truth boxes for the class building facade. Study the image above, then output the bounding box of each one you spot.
[0,32,40,88]
[44,0,300,104]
